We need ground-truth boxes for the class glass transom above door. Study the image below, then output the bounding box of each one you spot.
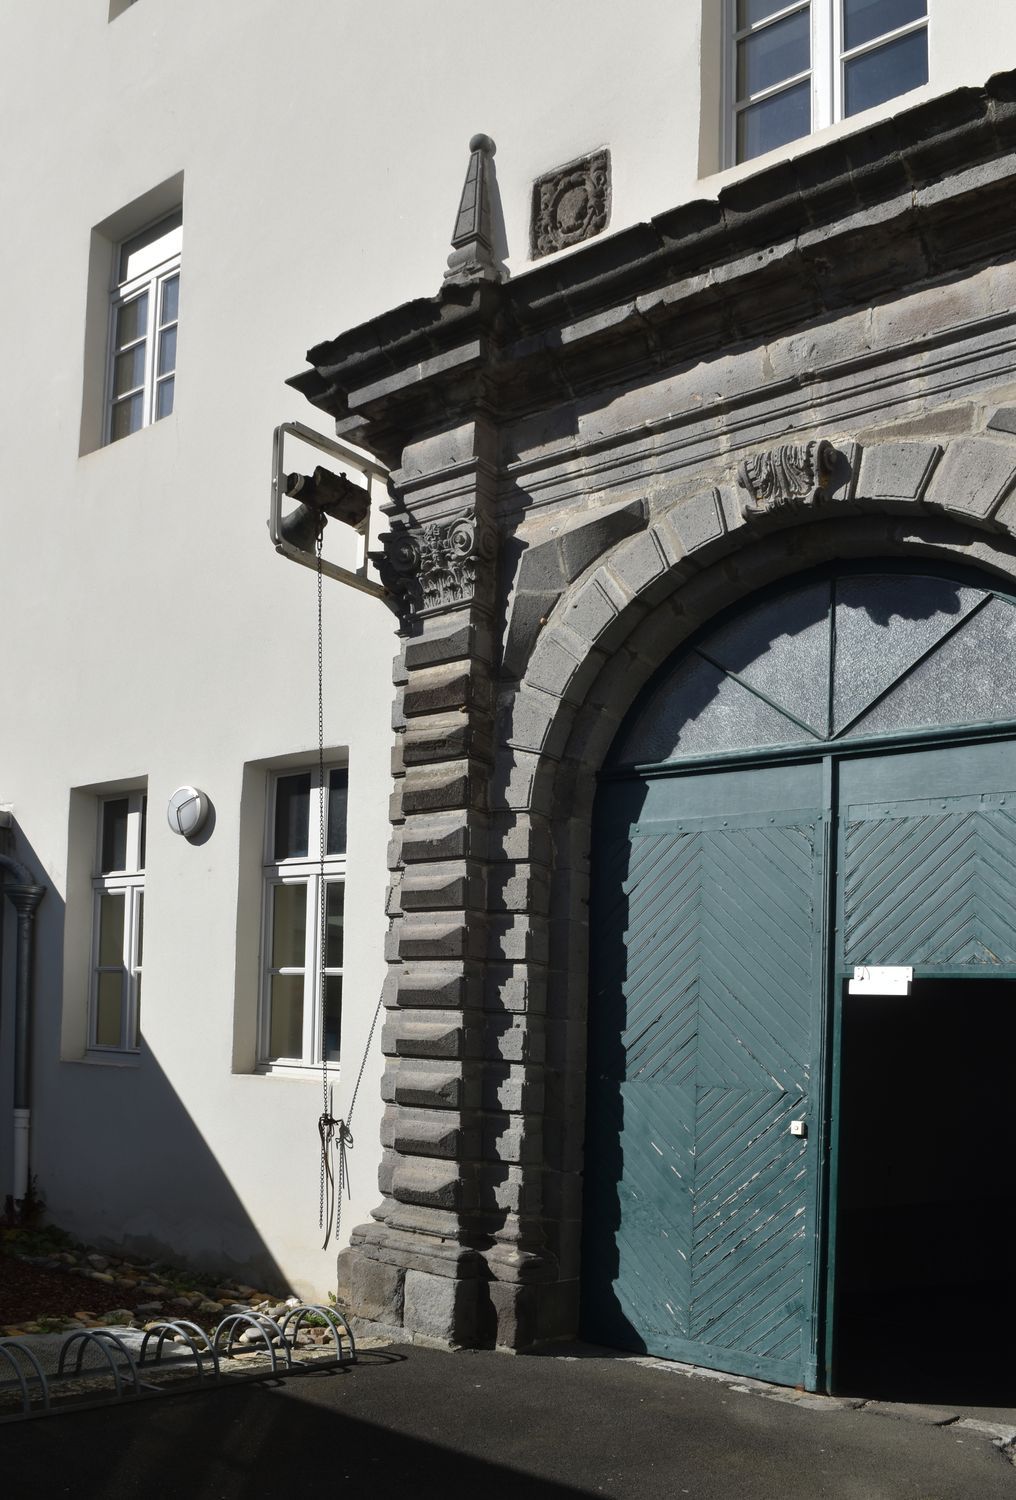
[612,572,1016,768]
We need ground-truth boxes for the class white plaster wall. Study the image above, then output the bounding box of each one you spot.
[0,0,1012,1297]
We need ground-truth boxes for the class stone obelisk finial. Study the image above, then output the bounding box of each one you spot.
[443,134,503,285]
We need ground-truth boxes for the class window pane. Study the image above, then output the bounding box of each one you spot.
[325,882,345,968]
[133,975,141,1048]
[155,377,175,420]
[702,581,831,738]
[274,773,311,859]
[98,890,125,964]
[158,324,177,376]
[737,8,810,97]
[326,769,348,856]
[738,0,805,27]
[832,576,983,733]
[844,27,927,115]
[139,795,147,869]
[114,344,145,397]
[269,974,304,1059]
[160,273,180,325]
[271,882,307,968]
[852,597,1016,738]
[843,0,926,52]
[737,78,811,160]
[115,293,148,348]
[324,976,342,1063]
[101,798,129,872]
[96,973,124,1047]
[611,651,815,765]
[118,212,182,283]
[111,393,143,441]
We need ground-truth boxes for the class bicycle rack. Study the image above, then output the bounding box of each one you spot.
[0,1303,356,1422]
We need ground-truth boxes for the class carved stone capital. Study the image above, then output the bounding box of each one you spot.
[371,508,496,623]
[737,439,837,520]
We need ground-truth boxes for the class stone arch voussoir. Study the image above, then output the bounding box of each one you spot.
[501,428,1016,823]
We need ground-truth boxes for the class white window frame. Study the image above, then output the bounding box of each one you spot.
[725,1,929,167]
[105,212,181,444]
[258,766,347,1071]
[88,792,146,1054]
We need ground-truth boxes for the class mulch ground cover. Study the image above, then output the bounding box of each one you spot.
[0,1253,145,1327]
[0,1223,283,1336]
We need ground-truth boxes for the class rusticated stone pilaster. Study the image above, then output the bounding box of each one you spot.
[345,416,556,1347]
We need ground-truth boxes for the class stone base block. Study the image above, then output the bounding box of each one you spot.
[335,1246,355,1306]
[536,1277,579,1344]
[344,1230,576,1351]
[403,1269,480,1346]
[350,1254,406,1325]
[480,1276,579,1349]
[483,1279,538,1349]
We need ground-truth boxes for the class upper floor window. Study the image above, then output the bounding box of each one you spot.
[260,766,348,1068]
[90,791,146,1052]
[730,0,928,164]
[107,212,180,443]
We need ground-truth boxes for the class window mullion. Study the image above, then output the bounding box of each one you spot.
[125,883,139,1050]
[143,284,159,427]
[258,879,273,1060]
[88,888,102,1047]
[305,872,322,1063]
[813,0,835,131]
[309,775,328,1064]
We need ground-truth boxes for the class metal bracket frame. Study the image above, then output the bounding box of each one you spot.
[270,421,388,599]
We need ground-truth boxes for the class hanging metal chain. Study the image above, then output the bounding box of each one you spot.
[317,524,335,1243]
[313,518,386,1254]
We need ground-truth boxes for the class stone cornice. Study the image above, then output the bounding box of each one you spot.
[288,72,1016,467]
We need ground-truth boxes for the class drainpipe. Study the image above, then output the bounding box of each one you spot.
[1,851,45,1206]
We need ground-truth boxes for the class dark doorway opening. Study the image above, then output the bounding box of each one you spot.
[833,978,1016,1402]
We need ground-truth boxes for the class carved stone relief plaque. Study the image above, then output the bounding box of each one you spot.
[531,149,610,259]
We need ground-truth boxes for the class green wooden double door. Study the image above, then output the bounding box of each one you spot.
[582,569,1016,1390]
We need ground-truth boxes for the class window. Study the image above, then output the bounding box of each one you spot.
[89,793,146,1052]
[729,0,928,164]
[260,767,347,1067]
[107,212,181,443]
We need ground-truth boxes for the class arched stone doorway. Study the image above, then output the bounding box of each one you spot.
[580,561,1016,1395]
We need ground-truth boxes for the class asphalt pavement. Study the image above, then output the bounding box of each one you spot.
[5,1342,1015,1500]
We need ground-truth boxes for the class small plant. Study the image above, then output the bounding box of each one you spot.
[17,1175,47,1227]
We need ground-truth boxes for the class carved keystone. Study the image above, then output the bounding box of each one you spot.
[737,439,837,520]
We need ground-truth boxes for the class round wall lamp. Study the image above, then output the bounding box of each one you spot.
[167,786,211,839]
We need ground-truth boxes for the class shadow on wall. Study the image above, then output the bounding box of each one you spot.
[580,775,651,1358]
[0,819,290,1293]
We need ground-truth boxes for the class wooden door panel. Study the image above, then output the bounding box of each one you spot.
[840,744,1016,972]
[584,765,825,1386]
